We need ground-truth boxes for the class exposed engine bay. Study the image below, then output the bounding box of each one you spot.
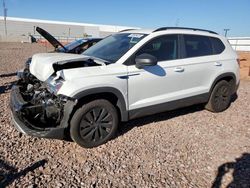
[15,70,66,128]
[14,56,104,129]
[11,54,105,134]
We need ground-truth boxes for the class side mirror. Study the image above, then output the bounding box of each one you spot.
[135,53,158,69]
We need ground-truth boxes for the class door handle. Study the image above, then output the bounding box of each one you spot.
[174,67,184,72]
[214,62,222,66]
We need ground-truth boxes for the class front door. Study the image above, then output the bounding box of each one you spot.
[127,34,187,113]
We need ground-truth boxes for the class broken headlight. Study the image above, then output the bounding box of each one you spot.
[46,71,65,94]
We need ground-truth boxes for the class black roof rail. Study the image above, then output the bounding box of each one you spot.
[153,27,218,34]
[119,29,137,33]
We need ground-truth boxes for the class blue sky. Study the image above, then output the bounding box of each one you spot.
[1,0,250,37]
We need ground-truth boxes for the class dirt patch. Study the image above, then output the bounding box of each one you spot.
[238,52,250,80]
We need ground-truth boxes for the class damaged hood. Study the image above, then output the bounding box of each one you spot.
[36,27,66,51]
[29,53,91,81]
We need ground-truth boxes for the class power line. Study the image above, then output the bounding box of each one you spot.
[175,18,180,27]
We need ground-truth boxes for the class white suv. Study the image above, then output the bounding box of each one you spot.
[10,27,240,148]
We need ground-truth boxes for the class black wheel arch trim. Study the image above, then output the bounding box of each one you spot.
[209,72,237,95]
[72,87,128,121]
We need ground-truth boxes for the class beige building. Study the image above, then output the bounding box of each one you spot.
[0,16,139,42]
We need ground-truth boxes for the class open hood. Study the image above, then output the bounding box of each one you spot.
[36,27,67,51]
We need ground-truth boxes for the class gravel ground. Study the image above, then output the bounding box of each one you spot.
[0,42,250,188]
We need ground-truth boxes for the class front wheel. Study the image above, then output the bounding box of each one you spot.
[205,80,232,112]
[70,99,119,148]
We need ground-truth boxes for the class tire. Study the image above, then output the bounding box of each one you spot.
[205,80,232,112]
[70,99,119,148]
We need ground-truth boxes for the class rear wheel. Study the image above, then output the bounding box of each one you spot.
[70,99,118,148]
[205,80,232,112]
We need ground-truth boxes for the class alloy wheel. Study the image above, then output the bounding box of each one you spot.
[79,107,113,143]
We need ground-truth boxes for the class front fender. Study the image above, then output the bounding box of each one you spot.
[73,87,128,122]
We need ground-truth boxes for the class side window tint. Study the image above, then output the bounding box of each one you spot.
[210,37,225,54]
[136,35,178,61]
[184,35,213,58]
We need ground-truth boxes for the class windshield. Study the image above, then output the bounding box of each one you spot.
[57,39,87,52]
[82,33,147,63]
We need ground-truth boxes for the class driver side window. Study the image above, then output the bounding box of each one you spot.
[136,35,178,62]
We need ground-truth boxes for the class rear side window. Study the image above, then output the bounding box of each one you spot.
[184,35,213,58]
[210,37,225,54]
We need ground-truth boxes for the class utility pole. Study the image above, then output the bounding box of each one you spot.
[175,18,180,27]
[3,0,7,36]
[224,29,230,37]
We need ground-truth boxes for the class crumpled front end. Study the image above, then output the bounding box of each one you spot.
[10,72,76,140]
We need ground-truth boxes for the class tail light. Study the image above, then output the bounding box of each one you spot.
[237,58,241,65]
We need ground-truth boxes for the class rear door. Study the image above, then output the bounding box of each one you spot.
[179,34,221,96]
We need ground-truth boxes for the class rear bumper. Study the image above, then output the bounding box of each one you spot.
[10,85,75,140]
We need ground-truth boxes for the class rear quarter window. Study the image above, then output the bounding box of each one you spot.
[210,37,225,54]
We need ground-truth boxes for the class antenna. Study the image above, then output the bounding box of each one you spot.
[3,0,7,36]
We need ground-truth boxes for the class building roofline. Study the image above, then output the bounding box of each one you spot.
[0,16,140,31]
[228,37,250,40]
